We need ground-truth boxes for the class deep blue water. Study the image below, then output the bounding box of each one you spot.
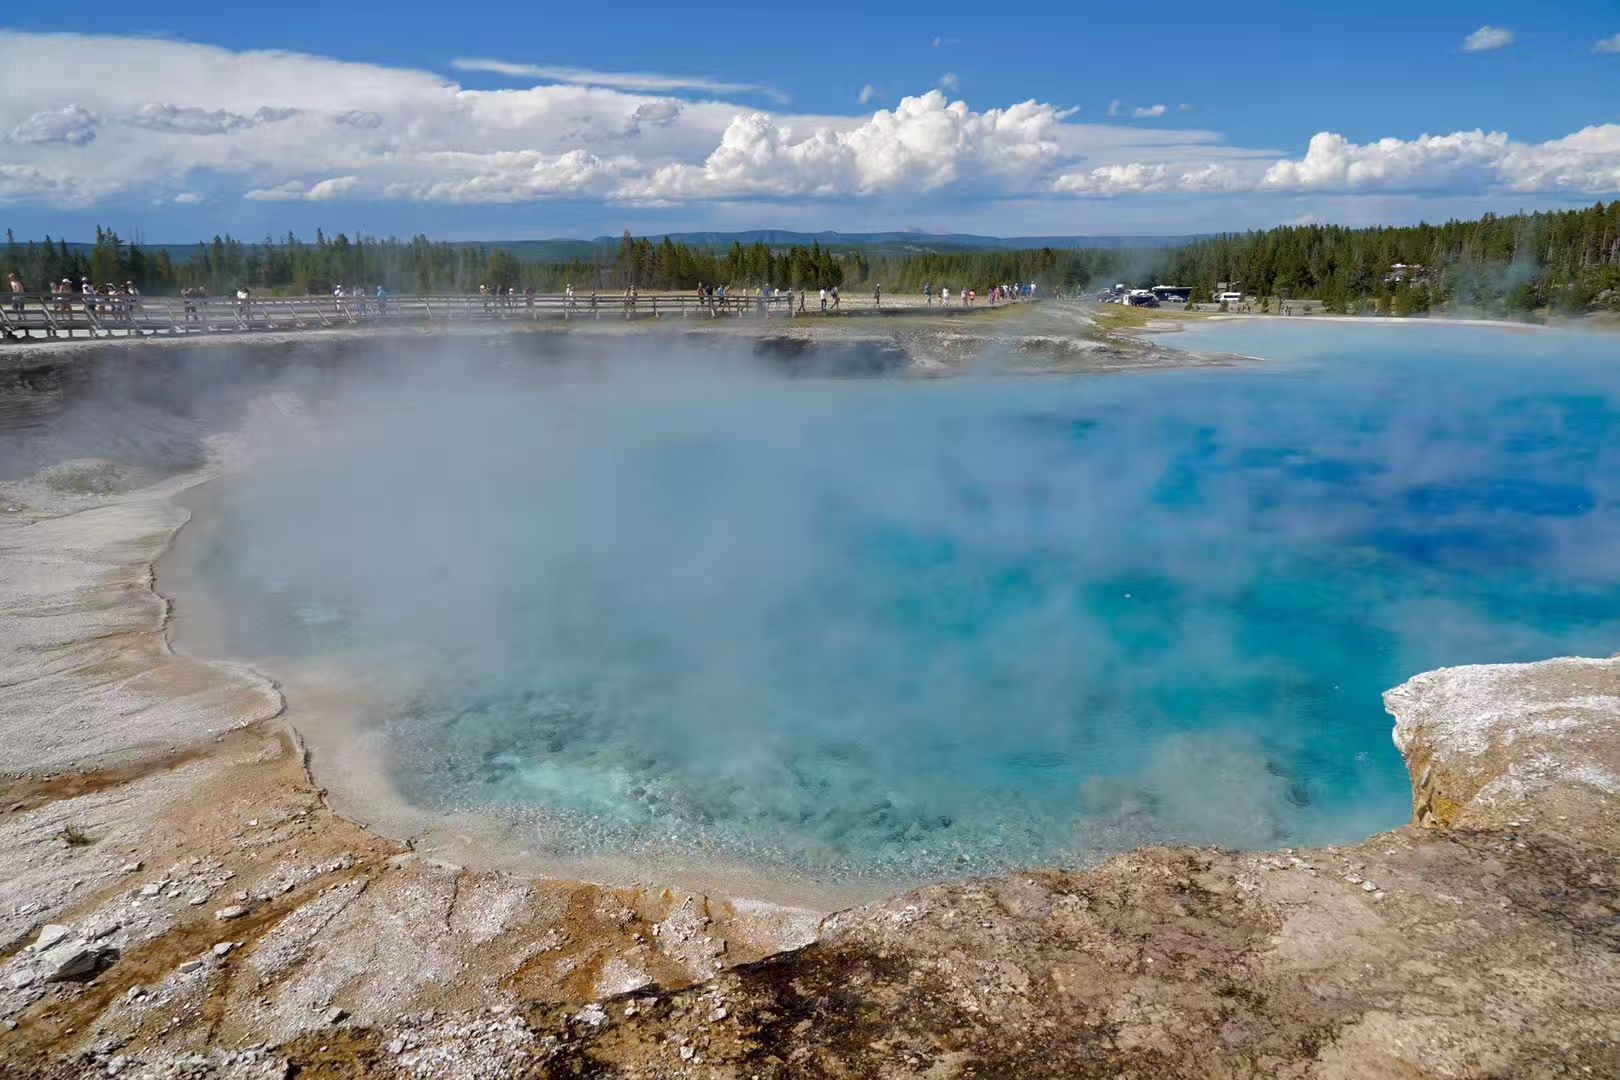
[194,323,1620,882]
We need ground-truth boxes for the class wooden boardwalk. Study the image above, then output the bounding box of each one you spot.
[0,291,1026,341]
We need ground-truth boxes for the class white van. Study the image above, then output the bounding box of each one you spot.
[1217,292,1243,305]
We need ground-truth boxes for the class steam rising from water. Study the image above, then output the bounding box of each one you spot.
[187,325,1620,883]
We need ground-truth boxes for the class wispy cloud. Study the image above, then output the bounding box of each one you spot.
[858,84,879,105]
[450,57,788,102]
[1461,25,1514,52]
[243,180,305,202]
[1595,33,1620,54]
[1107,98,1120,117]
[938,72,960,91]
[1133,104,1167,118]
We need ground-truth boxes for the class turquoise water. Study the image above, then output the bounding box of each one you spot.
[194,323,1620,883]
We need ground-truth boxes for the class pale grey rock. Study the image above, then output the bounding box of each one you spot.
[44,943,117,982]
[34,923,72,950]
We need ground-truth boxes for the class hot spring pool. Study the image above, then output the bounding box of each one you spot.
[186,322,1620,883]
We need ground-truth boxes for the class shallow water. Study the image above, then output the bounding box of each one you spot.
[189,324,1620,884]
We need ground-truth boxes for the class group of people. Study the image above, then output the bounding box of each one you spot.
[331,284,391,316]
[44,277,144,319]
[921,280,1036,307]
[477,283,529,311]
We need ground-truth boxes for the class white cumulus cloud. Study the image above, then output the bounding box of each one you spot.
[10,105,100,145]
[858,84,879,105]
[127,103,262,135]
[624,91,1071,200]
[1595,33,1620,54]
[306,175,361,201]
[0,30,1612,217]
[1054,125,1620,199]
[1133,105,1167,119]
[1462,25,1514,52]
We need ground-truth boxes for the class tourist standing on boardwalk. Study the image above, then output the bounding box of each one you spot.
[873,283,882,308]
[8,272,23,313]
[924,281,932,305]
[818,286,827,312]
[940,286,949,305]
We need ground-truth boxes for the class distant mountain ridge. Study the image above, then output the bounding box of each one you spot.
[587,230,1200,252]
[23,230,1199,265]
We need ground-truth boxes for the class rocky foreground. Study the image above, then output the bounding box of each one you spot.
[0,328,1616,1077]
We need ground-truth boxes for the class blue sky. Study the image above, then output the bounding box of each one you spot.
[2,2,1617,240]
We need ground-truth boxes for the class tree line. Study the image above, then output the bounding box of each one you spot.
[6,202,1619,316]
[1158,201,1620,316]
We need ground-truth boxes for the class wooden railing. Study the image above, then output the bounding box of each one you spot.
[0,290,1031,341]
